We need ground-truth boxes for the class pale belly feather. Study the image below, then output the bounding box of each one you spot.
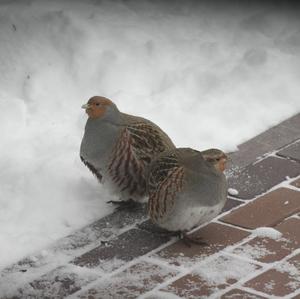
[157,201,225,232]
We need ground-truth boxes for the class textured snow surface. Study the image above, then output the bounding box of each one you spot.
[1,0,300,268]
[233,243,273,260]
[195,255,259,285]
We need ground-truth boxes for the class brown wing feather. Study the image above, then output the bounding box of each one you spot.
[107,123,173,198]
[148,153,185,221]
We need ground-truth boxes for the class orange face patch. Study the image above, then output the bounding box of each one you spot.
[218,157,227,172]
[84,96,113,119]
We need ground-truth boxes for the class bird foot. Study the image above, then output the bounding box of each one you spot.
[180,232,208,248]
[106,200,125,204]
[100,240,110,246]
[107,199,142,212]
[137,222,176,237]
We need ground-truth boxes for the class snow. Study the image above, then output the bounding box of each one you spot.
[275,259,300,292]
[231,228,285,260]
[252,227,283,240]
[195,255,259,286]
[8,264,101,299]
[72,260,178,298]
[228,188,239,196]
[264,280,276,291]
[276,260,300,277]
[1,0,300,269]
[232,243,273,260]
[142,292,181,299]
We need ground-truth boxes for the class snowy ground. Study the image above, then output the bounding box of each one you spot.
[0,0,300,269]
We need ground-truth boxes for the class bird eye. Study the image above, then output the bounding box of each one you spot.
[95,103,100,106]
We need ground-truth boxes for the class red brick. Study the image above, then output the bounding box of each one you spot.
[77,261,178,299]
[244,254,300,296]
[164,273,222,298]
[228,140,271,169]
[277,140,300,162]
[231,218,300,263]
[281,113,300,132]
[291,178,300,188]
[163,255,260,298]
[257,125,300,149]
[221,188,300,229]
[222,197,243,212]
[72,228,170,271]
[155,223,249,265]
[227,157,300,199]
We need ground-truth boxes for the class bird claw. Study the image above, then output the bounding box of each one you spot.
[137,223,176,237]
[107,199,142,212]
[180,232,208,248]
[100,240,109,246]
[106,200,124,204]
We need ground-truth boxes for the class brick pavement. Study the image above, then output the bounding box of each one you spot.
[0,113,299,298]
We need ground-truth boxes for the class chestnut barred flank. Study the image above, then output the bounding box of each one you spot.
[148,153,184,221]
[107,123,172,197]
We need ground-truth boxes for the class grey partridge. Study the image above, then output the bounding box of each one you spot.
[80,96,175,207]
[147,148,228,244]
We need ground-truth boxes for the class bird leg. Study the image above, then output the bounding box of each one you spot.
[179,232,208,248]
[137,222,179,238]
[107,198,142,211]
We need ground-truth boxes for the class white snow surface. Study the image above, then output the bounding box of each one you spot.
[232,243,273,260]
[252,227,283,240]
[1,0,300,268]
[228,188,239,196]
[195,255,258,285]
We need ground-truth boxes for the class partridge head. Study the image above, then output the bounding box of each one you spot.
[201,148,228,172]
[81,96,118,120]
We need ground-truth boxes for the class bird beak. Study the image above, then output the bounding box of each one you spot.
[81,103,90,109]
